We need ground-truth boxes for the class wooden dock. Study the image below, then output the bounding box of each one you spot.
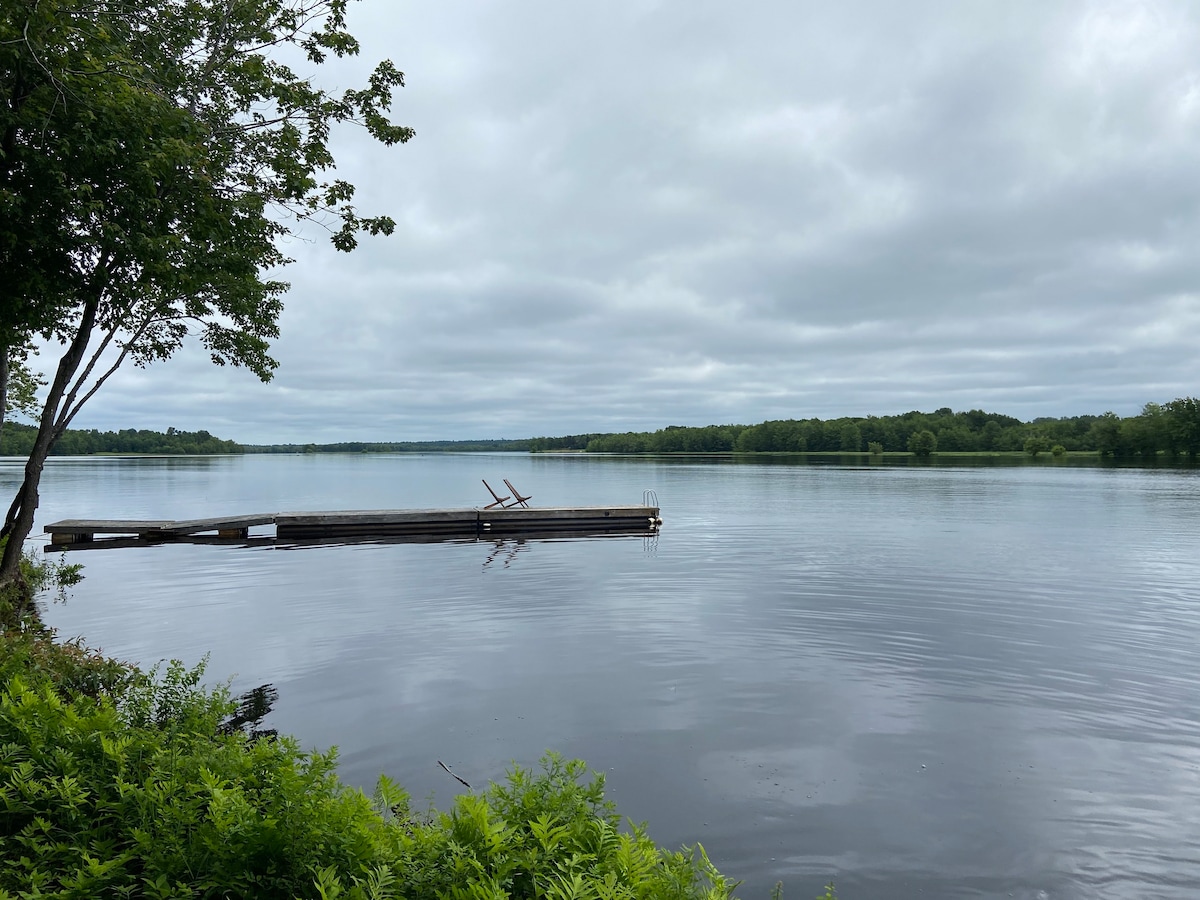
[44,505,663,548]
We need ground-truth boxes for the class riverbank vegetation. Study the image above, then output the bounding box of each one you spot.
[533,398,1200,459]
[243,439,532,454]
[6,400,1198,461]
[2,572,744,899]
[0,426,534,457]
[0,424,241,457]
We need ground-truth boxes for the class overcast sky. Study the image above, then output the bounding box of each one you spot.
[59,0,1200,442]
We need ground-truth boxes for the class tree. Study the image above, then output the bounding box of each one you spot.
[0,345,44,444]
[908,429,937,457]
[0,0,413,588]
[936,425,978,452]
[1124,402,1171,458]
[1023,434,1050,457]
[839,422,862,452]
[1087,412,1124,457]
[1166,397,1200,459]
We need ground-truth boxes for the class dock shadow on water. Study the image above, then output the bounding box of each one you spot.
[44,503,664,549]
[45,525,662,553]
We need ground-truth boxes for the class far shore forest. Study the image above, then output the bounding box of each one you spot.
[2,399,1198,459]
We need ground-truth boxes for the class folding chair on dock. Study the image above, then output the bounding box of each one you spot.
[503,479,532,508]
[481,479,511,509]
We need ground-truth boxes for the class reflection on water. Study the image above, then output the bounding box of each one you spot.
[482,539,529,570]
[14,453,1200,900]
[219,684,279,742]
[49,528,660,553]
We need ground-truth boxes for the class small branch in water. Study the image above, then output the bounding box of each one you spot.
[437,760,471,789]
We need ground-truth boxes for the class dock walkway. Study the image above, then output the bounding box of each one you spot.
[45,505,662,547]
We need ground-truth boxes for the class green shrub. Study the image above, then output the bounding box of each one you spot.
[369,753,732,900]
[1,657,397,899]
[0,631,133,701]
[1051,444,1066,457]
[907,430,937,457]
[1023,434,1050,457]
[0,645,737,900]
[0,539,83,630]
[20,548,83,602]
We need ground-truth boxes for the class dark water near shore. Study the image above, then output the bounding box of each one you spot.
[5,453,1200,899]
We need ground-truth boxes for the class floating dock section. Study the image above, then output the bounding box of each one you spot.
[45,505,662,548]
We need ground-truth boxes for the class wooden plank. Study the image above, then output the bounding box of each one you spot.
[481,507,659,534]
[48,534,279,551]
[48,535,138,550]
[156,513,276,535]
[43,519,173,536]
[277,524,477,539]
[275,508,480,539]
[276,508,480,526]
[483,506,657,521]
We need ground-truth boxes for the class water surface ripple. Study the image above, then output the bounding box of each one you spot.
[6,453,1200,899]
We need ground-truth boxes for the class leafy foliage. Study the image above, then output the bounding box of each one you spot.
[3,0,413,360]
[0,422,241,456]
[528,434,615,452]
[245,439,533,454]
[352,754,734,900]
[838,423,861,453]
[577,400,1200,459]
[0,640,740,900]
[0,631,129,701]
[0,657,396,899]
[0,0,413,583]
[907,429,937,457]
[1,347,43,422]
[0,540,82,628]
[1166,397,1200,459]
[0,425,539,455]
[1023,434,1050,457]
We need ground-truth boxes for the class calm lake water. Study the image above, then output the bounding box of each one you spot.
[6,453,1200,899]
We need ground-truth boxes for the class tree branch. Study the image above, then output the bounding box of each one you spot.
[56,312,159,437]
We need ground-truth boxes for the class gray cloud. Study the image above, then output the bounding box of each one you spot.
[46,0,1200,441]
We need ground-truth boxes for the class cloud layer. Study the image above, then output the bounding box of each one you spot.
[55,0,1200,441]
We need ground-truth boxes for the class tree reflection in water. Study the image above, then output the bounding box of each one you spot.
[219,683,279,741]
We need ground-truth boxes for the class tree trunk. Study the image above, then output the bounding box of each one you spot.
[0,349,9,446]
[0,298,100,585]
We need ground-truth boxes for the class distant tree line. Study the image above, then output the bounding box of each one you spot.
[0,424,240,456]
[5,399,1197,460]
[241,439,532,453]
[527,434,610,452]
[578,399,1200,459]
